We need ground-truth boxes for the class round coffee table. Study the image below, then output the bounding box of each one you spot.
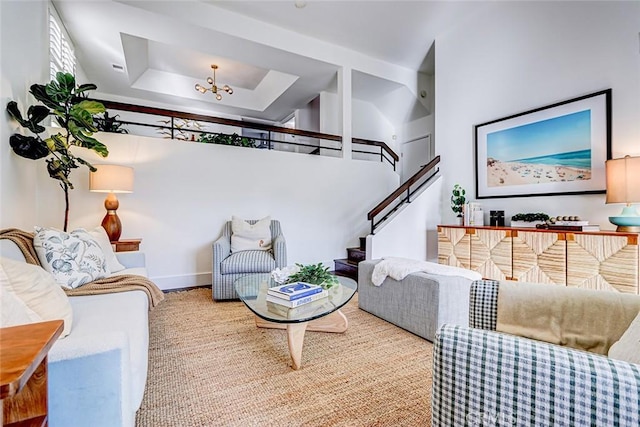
[234,273,357,370]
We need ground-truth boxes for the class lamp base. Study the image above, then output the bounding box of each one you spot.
[102,210,122,242]
[616,225,640,233]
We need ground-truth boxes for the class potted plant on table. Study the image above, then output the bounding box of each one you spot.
[450,184,466,225]
[272,263,340,290]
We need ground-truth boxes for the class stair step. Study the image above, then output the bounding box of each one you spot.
[347,247,366,263]
[333,258,359,280]
[359,237,366,250]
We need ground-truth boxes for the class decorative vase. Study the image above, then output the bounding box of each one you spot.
[456,216,464,226]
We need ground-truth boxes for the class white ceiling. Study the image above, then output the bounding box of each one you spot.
[53,0,485,123]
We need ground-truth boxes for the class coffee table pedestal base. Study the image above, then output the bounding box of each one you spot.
[254,310,348,370]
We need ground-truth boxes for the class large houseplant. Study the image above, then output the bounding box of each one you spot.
[6,72,109,231]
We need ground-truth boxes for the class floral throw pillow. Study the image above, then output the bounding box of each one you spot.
[33,227,108,289]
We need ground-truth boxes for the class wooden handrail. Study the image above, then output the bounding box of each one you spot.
[367,155,440,220]
[94,99,342,141]
[94,99,398,164]
[352,137,399,161]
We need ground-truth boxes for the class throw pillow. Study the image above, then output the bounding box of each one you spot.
[34,226,108,289]
[88,226,125,273]
[608,310,640,364]
[231,216,272,253]
[0,264,41,327]
[0,257,73,338]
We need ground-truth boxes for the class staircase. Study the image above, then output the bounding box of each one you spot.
[333,156,442,282]
[333,237,366,281]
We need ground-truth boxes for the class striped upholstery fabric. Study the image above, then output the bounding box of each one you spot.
[220,251,277,274]
[432,280,640,426]
[212,219,286,301]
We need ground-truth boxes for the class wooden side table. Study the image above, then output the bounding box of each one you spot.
[1,320,63,426]
[112,238,142,252]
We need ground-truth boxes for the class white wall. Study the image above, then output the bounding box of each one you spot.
[0,0,49,229]
[24,132,398,289]
[296,95,320,132]
[436,1,640,228]
[320,91,397,151]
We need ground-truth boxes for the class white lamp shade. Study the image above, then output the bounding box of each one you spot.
[605,156,640,204]
[89,165,134,193]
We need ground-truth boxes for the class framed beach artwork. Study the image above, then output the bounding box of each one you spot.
[475,89,611,199]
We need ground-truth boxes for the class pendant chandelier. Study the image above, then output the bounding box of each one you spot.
[194,64,233,101]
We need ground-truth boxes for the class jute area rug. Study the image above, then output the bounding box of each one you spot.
[136,288,433,427]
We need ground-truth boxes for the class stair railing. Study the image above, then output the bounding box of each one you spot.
[93,99,398,170]
[367,155,441,234]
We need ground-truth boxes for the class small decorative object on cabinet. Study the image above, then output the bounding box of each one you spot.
[510,212,550,228]
[112,238,141,252]
[490,210,505,227]
[450,184,466,225]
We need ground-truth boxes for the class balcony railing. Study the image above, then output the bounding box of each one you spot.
[93,99,398,170]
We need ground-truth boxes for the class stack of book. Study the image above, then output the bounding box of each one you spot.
[266,282,328,318]
[536,220,600,231]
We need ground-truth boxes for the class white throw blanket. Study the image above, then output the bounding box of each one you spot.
[371,257,482,286]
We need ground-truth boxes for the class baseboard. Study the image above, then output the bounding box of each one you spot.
[150,272,211,291]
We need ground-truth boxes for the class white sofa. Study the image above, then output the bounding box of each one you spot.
[0,239,150,427]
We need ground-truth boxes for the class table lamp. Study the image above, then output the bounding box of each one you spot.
[89,164,134,241]
[605,155,640,232]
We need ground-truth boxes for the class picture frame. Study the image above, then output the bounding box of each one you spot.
[475,89,611,199]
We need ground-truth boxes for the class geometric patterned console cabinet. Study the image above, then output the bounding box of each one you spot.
[438,225,639,294]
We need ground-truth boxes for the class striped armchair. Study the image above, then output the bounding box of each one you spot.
[432,280,640,426]
[212,219,287,301]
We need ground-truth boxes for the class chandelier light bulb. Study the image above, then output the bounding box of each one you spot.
[194,64,233,101]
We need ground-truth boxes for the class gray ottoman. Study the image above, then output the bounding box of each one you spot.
[358,259,473,342]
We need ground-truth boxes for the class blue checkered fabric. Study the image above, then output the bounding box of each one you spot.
[469,279,499,330]
[433,279,640,426]
[212,220,286,300]
[433,325,640,426]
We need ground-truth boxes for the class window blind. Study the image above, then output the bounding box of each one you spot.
[49,5,76,80]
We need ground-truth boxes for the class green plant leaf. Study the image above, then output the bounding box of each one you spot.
[76,100,105,115]
[75,156,97,172]
[76,83,97,93]
[29,84,62,111]
[46,158,73,188]
[9,134,49,159]
[46,133,69,153]
[68,125,109,157]
[6,101,25,123]
[56,72,76,95]
[69,104,95,130]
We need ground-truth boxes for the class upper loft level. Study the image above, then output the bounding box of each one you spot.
[93,99,399,171]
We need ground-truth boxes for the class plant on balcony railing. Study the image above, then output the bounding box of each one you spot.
[197,132,256,148]
[157,118,202,141]
[95,111,128,134]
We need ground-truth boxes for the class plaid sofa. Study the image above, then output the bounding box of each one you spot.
[432,280,640,426]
